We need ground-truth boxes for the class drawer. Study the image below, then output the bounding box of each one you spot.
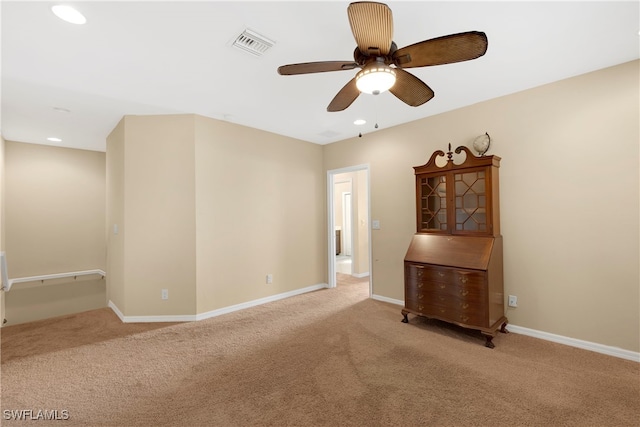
[405,263,451,282]
[407,280,485,300]
[406,291,486,313]
[452,270,485,288]
[437,281,485,299]
[406,263,486,285]
[406,299,487,326]
[426,305,486,326]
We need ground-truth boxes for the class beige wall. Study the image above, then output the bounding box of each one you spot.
[194,115,325,313]
[124,115,197,316]
[106,119,126,313]
[106,114,325,317]
[4,141,106,324]
[323,60,640,352]
[107,115,197,317]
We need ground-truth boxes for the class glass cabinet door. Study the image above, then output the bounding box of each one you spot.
[419,175,447,231]
[454,169,487,232]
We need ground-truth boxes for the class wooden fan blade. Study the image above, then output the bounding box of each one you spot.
[327,78,360,112]
[393,31,488,68]
[347,2,393,56]
[389,68,435,107]
[278,61,359,75]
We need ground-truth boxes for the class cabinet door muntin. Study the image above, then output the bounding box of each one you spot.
[454,169,488,232]
[418,174,447,232]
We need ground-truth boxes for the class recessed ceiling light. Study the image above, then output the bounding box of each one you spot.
[47,137,62,142]
[354,119,367,126]
[51,5,86,25]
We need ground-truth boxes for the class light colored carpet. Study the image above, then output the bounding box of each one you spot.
[1,274,638,426]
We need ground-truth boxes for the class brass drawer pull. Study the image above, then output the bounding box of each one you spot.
[418,283,424,289]
[460,290,469,297]
[438,283,446,289]
[418,305,424,311]
[438,296,445,302]
[418,294,424,300]
[437,271,445,277]
[460,315,469,322]
[459,275,468,284]
[460,303,469,310]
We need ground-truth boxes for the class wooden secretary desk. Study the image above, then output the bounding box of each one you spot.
[401,145,508,348]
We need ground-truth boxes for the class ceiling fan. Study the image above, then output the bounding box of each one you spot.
[277,1,488,112]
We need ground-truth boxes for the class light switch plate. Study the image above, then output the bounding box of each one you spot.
[372,220,380,230]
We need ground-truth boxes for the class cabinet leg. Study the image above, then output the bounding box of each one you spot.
[483,334,495,349]
[500,321,509,334]
[401,311,409,323]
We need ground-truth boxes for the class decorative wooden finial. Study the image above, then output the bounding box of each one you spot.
[447,143,453,161]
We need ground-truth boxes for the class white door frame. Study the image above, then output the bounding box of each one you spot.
[327,164,372,297]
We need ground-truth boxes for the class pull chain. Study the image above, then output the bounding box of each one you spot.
[374,94,380,130]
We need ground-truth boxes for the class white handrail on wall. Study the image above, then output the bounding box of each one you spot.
[0,252,105,292]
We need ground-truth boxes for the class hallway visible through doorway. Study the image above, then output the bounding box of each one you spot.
[336,254,352,275]
[327,165,371,296]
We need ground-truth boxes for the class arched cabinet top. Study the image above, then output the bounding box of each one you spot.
[414,144,501,175]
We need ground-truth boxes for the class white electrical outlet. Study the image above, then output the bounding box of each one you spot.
[266,274,273,284]
[161,289,169,300]
[508,295,517,307]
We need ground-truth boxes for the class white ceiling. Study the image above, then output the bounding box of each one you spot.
[1,1,639,152]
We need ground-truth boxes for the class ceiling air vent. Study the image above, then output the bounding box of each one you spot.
[232,29,274,57]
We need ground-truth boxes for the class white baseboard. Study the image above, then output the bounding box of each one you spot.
[107,283,329,324]
[108,301,125,322]
[108,300,196,322]
[370,296,639,362]
[507,324,639,363]
[195,283,328,321]
[352,272,370,278]
[371,294,403,305]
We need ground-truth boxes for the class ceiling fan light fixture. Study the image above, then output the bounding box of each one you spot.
[355,63,396,95]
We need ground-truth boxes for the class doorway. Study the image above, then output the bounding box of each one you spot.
[327,165,372,296]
